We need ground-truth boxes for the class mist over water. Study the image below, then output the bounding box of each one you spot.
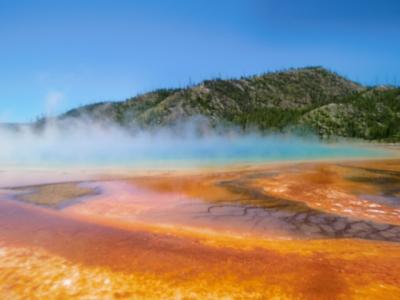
[0,118,387,169]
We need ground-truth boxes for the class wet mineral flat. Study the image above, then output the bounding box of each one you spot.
[1,159,400,299]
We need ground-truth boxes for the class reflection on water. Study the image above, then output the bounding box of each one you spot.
[1,159,400,299]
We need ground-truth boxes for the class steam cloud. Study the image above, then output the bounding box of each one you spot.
[0,117,384,169]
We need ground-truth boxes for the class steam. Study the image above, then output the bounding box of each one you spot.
[44,91,64,117]
[0,117,385,169]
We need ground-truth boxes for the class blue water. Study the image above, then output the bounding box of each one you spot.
[0,131,391,169]
[40,136,390,168]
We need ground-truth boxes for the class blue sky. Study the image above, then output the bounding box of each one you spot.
[1,0,399,122]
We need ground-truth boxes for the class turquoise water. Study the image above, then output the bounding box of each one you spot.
[28,136,391,168]
[116,138,388,168]
[0,130,391,168]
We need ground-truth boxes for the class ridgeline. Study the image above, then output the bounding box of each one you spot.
[13,67,400,141]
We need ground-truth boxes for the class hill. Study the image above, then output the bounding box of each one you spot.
[29,67,400,141]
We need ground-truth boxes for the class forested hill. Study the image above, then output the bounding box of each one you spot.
[38,67,400,141]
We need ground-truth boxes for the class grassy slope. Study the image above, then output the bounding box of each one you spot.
[59,67,400,141]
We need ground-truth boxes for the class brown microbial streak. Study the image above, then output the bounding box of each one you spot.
[123,163,400,242]
[0,160,400,299]
[257,161,400,226]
